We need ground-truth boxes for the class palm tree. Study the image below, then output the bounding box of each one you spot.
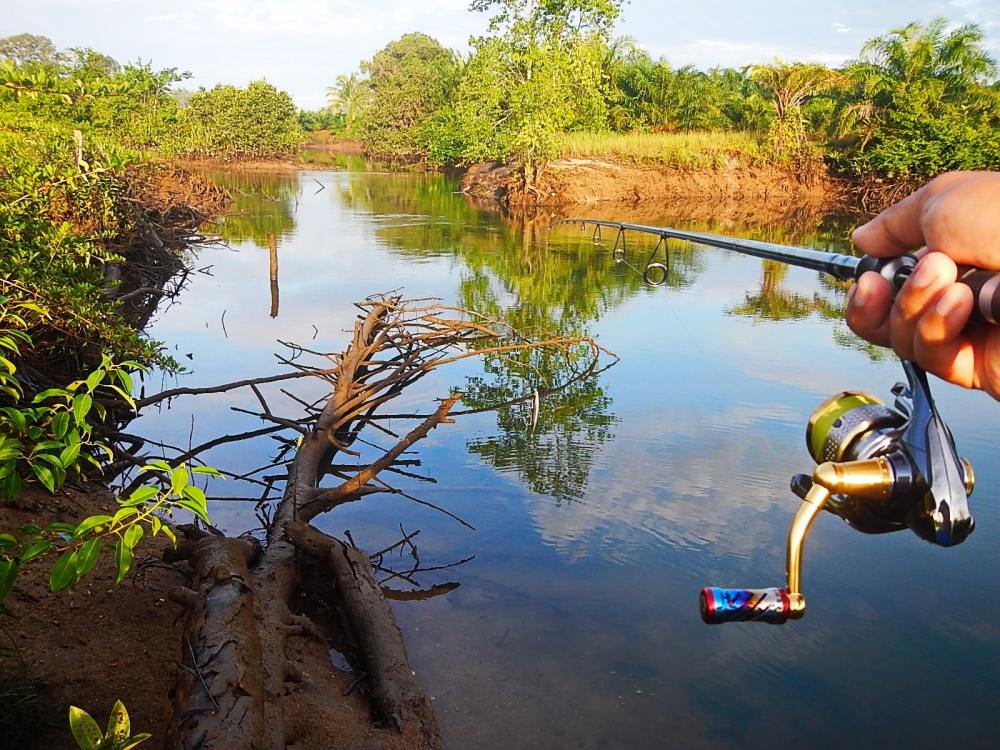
[325,73,369,130]
[834,19,997,143]
[749,60,839,121]
[749,60,839,156]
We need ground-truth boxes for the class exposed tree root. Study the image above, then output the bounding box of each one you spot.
[286,520,441,747]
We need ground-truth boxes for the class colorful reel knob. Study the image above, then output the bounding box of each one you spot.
[700,587,800,624]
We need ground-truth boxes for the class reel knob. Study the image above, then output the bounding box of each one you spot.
[700,587,804,624]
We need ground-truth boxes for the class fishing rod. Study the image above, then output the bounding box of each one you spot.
[553,218,993,625]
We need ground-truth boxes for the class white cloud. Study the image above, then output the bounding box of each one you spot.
[648,38,852,69]
[833,21,851,33]
[144,12,194,23]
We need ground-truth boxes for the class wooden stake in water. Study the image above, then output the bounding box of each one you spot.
[268,231,279,318]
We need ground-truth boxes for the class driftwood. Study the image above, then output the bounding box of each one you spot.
[165,533,264,750]
[151,295,614,750]
[285,520,439,745]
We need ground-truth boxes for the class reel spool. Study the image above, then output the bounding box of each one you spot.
[701,362,975,625]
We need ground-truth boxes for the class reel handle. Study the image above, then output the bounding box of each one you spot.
[857,255,1000,325]
[700,587,801,624]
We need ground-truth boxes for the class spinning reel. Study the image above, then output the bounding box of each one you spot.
[700,361,975,624]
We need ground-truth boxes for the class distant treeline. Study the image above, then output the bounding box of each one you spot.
[0,33,304,162]
[319,0,1000,183]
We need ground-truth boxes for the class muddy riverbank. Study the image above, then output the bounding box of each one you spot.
[461,158,849,210]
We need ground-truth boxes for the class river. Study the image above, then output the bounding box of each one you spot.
[132,161,1000,749]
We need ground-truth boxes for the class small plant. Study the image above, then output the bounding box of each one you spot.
[69,700,150,750]
[0,462,218,609]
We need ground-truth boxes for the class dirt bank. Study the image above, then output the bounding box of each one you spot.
[462,158,848,210]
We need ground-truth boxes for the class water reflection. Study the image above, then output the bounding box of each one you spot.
[137,166,1000,750]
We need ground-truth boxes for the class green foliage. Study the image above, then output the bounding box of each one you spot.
[167,81,305,161]
[0,462,218,609]
[69,700,151,750]
[832,18,1000,179]
[298,108,343,132]
[326,72,369,135]
[355,34,461,158]
[0,347,142,502]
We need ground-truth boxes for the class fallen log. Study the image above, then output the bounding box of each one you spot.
[165,533,264,750]
[285,520,441,747]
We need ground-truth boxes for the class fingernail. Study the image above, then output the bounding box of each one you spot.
[851,280,868,306]
[910,260,936,289]
[935,289,963,317]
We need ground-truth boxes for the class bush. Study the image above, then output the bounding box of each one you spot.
[167,81,305,161]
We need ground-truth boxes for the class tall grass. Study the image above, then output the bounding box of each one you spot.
[557,130,765,168]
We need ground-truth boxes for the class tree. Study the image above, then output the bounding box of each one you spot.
[750,60,839,160]
[456,0,622,187]
[326,72,369,133]
[355,34,459,157]
[175,81,304,160]
[62,47,121,80]
[833,19,1000,178]
[0,33,58,67]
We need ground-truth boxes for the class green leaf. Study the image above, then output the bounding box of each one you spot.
[126,485,159,504]
[52,410,71,439]
[0,533,16,548]
[32,388,71,403]
[69,705,103,750]
[161,525,177,546]
[75,538,101,578]
[118,734,152,750]
[176,499,211,525]
[72,393,93,427]
[60,441,82,468]
[73,514,114,538]
[85,369,105,392]
[0,407,27,433]
[50,550,79,592]
[140,459,171,473]
[30,463,57,493]
[123,524,143,551]
[106,699,130,740]
[0,560,17,605]
[170,467,189,495]
[191,466,224,477]
[114,369,133,397]
[150,516,162,537]
[20,539,52,564]
[113,539,133,585]
[111,507,138,526]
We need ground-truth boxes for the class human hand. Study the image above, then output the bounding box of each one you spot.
[845,170,1000,400]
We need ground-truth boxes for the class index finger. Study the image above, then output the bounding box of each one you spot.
[851,172,969,257]
[852,189,928,257]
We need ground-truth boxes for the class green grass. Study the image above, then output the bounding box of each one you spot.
[557,130,765,168]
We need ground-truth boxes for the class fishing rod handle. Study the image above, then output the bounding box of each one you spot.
[857,255,1000,325]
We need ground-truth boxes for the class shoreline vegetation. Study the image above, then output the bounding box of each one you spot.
[312,4,998,210]
[0,0,998,745]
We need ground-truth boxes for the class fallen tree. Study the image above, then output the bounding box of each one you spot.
[124,295,613,749]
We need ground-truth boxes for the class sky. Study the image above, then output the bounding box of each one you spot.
[4,0,1000,110]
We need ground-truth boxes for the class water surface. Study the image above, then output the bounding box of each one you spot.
[136,165,1000,749]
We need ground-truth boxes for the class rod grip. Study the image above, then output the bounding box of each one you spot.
[856,255,1000,325]
[700,587,794,624]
